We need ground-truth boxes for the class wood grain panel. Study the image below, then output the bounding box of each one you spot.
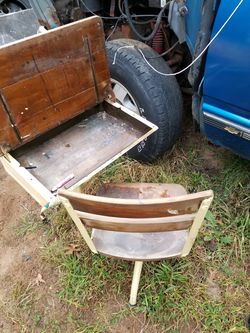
[0,17,106,88]
[54,88,98,121]
[0,16,111,150]
[0,47,38,88]
[77,210,194,232]
[18,88,97,139]
[31,33,85,73]
[0,100,20,149]
[2,75,52,126]
[17,106,58,140]
[41,59,94,104]
[58,190,214,218]
[86,36,105,53]
[93,51,110,80]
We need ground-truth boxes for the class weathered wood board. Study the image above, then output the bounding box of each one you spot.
[0,99,20,149]
[0,16,111,151]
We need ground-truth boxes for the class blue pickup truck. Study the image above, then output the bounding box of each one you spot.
[1,0,249,161]
[186,0,250,161]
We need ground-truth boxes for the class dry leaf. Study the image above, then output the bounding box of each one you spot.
[34,273,45,286]
[65,243,81,256]
[216,217,223,225]
[207,269,217,282]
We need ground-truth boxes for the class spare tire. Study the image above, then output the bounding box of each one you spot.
[106,38,183,162]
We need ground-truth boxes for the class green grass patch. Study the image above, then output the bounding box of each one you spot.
[17,214,41,237]
[38,133,250,332]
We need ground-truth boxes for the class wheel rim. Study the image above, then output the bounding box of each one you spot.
[111,79,140,115]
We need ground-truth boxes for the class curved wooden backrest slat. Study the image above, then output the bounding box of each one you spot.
[76,210,195,232]
[58,189,213,218]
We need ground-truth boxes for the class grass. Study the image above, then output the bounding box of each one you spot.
[17,214,41,237]
[40,133,250,332]
[12,282,34,309]
[4,127,250,332]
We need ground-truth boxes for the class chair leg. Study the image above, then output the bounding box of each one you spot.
[129,261,143,306]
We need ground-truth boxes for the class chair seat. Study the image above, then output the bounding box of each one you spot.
[97,183,187,199]
[92,183,189,261]
[59,182,213,305]
[92,229,188,261]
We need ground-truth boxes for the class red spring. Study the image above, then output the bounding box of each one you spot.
[151,27,164,54]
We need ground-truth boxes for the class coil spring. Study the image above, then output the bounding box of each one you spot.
[151,27,164,54]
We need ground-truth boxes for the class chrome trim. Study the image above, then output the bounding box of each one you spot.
[204,112,250,141]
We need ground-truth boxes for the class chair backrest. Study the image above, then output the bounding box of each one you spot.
[58,188,214,233]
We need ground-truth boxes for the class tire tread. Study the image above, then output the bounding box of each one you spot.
[106,39,183,161]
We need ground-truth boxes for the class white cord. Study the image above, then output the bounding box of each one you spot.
[112,0,244,76]
[112,45,135,64]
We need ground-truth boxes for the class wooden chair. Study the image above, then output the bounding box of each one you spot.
[58,183,213,305]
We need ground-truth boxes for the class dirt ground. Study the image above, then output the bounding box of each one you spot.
[0,166,165,333]
[0,166,47,331]
[0,132,248,332]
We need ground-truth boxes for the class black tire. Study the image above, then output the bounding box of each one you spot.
[1,0,30,12]
[16,0,30,8]
[106,38,183,162]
